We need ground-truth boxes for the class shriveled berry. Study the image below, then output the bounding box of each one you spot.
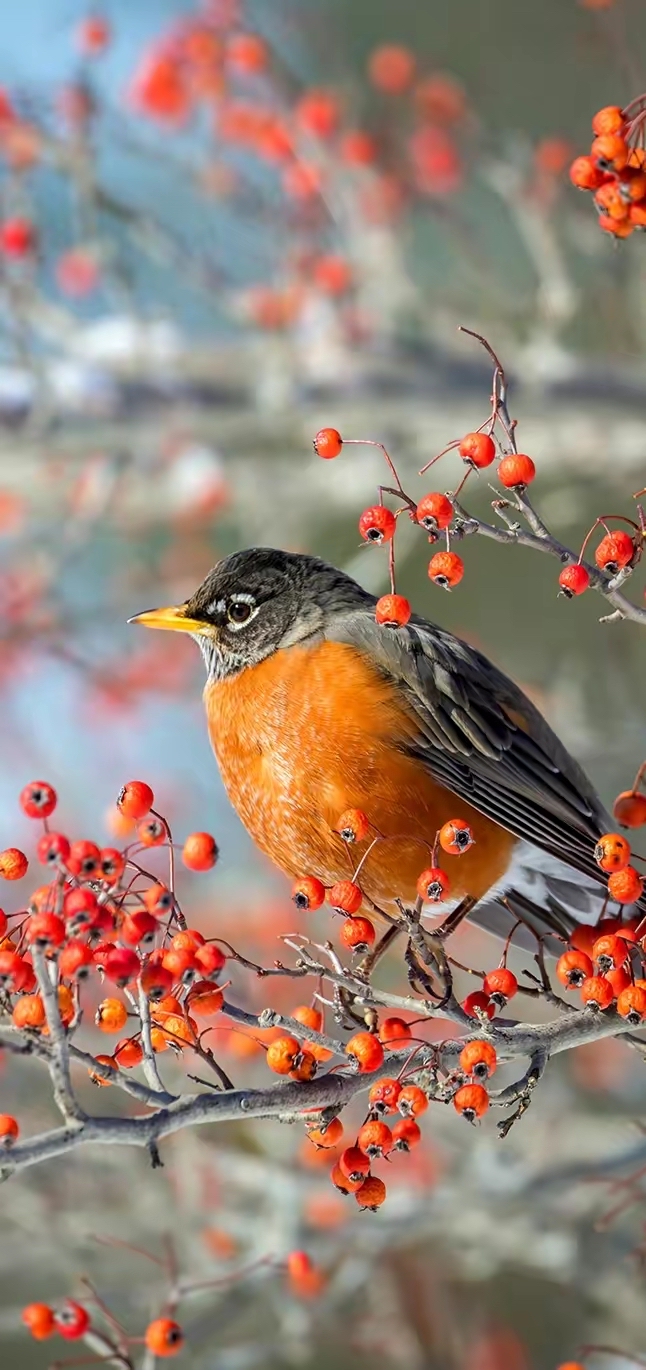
[559,564,591,598]
[594,530,635,574]
[329,880,362,915]
[608,866,644,904]
[580,975,615,1010]
[368,1077,402,1114]
[334,808,371,843]
[428,550,464,589]
[595,833,631,873]
[355,1174,387,1210]
[0,848,28,880]
[591,132,629,171]
[375,593,411,627]
[592,932,627,972]
[397,1084,428,1117]
[416,491,453,532]
[292,875,326,911]
[453,1083,488,1121]
[458,432,496,468]
[569,154,606,190]
[358,505,396,544]
[459,1039,497,1080]
[266,1035,300,1075]
[345,1031,384,1073]
[482,967,518,1005]
[340,916,376,952]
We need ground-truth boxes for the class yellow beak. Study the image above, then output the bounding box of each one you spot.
[128,605,208,634]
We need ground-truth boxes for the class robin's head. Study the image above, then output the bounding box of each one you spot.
[130,547,373,680]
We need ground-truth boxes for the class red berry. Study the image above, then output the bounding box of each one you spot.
[462,990,496,1020]
[36,831,70,866]
[195,942,226,978]
[63,886,99,932]
[458,432,496,468]
[358,505,397,544]
[482,967,518,1005]
[368,1077,402,1113]
[0,1113,19,1144]
[59,939,94,980]
[594,530,635,574]
[0,848,28,880]
[100,847,126,884]
[592,105,626,137]
[67,839,100,878]
[580,975,615,1010]
[117,780,154,820]
[103,947,141,987]
[0,950,31,991]
[19,781,57,819]
[340,130,377,165]
[296,89,339,140]
[453,1083,489,1121]
[379,1017,412,1044]
[313,427,343,459]
[415,491,453,532]
[357,1118,393,1158]
[182,832,218,871]
[398,1084,428,1117]
[368,44,415,95]
[608,866,644,904]
[428,550,464,589]
[416,866,450,901]
[340,916,376,952]
[76,15,110,56]
[292,875,326,911]
[25,910,65,948]
[375,593,411,627]
[121,910,158,947]
[55,1300,89,1341]
[0,217,36,256]
[559,563,591,598]
[556,949,594,988]
[497,453,536,488]
[329,880,362,915]
[225,32,268,75]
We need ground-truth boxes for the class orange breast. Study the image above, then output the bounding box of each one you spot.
[204,640,516,912]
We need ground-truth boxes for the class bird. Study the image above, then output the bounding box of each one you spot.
[130,546,636,945]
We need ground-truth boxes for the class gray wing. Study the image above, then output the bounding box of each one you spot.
[327,607,612,892]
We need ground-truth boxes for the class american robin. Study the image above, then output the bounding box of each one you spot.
[131,547,636,941]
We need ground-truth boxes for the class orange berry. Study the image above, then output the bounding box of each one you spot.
[182,831,218,871]
[375,593,412,627]
[225,32,267,75]
[592,105,625,136]
[497,453,536,488]
[439,818,474,855]
[397,1084,428,1117]
[459,1039,497,1080]
[334,808,371,843]
[0,847,28,880]
[195,942,226,978]
[458,432,496,468]
[67,839,101,877]
[76,15,110,56]
[291,875,326,911]
[187,980,224,1016]
[594,181,630,220]
[145,1317,184,1357]
[143,883,174,916]
[159,1013,197,1047]
[608,866,644,904]
[0,949,31,991]
[482,967,518,1004]
[592,932,628,971]
[415,491,454,532]
[140,960,174,1002]
[598,212,634,238]
[313,427,343,459]
[97,997,135,1034]
[330,1160,362,1194]
[89,1054,116,1086]
[296,89,339,140]
[580,975,615,1010]
[117,780,154,820]
[12,993,45,1029]
[340,129,377,164]
[428,550,464,589]
[569,154,606,190]
[266,1034,300,1075]
[58,939,94,980]
[137,816,166,847]
[0,1113,19,1145]
[617,985,646,1024]
[453,1083,489,1121]
[368,1077,402,1114]
[20,781,57,819]
[345,1031,384,1073]
[100,847,125,884]
[26,910,65,948]
[613,789,646,828]
[591,132,629,171]
[556,949,593,988]
[416,866,450,902]
[308,1116,343,1147]
[355,1174,387,1209]
[162,946,198,982]
[290,1048,318,1081]
[329,880,362,915]
[22,1302,55,1340]
[340,915,375,952]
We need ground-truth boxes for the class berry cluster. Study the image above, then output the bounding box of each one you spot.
[313,331,645,623]
[569,100,646,239]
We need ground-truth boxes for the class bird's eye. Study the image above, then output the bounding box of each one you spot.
[227,599,253,625]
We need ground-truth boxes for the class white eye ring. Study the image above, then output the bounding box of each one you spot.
[226,593,259,630]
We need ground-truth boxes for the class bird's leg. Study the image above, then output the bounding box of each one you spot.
[396,899,456,1008]
[432,895,476,942]
[355,921,403,980]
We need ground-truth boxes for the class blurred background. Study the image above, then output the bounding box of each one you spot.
[1,1,646,1367]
